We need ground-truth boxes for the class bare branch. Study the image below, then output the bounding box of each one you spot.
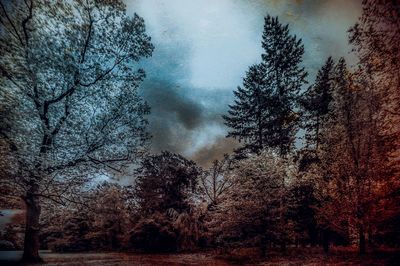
[0,1,24,46]
[80,6,93,64]
[87,156,125,173]
[50,95,71,137]
[0,65,25,91]
[21,0,33,46]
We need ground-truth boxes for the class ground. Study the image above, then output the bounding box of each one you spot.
[0,248,399,265]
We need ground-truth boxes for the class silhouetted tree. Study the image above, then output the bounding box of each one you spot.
[135,152,200,215]
[260,16,307,156]
[292,58,336,246]
[224,16,307,157]
[298,57,335,172]
[199,154,234,207]
[223,65,272,155]
[132,152,202,252]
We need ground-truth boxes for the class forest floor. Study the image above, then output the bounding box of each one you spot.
[0,247,399,265]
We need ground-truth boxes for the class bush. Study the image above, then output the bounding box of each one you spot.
[130,213,177,252]
[0,240,15,251]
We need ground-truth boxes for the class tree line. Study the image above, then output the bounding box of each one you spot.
[0,0,399,263]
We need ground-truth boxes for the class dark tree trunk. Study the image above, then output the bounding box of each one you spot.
[22,185,42,263]
[322,229,330,253]
[310,226,318,247]
[359,224,366,255]
[259,236,267,258]
[280,241,287,253]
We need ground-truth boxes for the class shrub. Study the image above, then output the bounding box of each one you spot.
[130,213,177,252]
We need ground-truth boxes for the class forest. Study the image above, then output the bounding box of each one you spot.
[0,0,399,265]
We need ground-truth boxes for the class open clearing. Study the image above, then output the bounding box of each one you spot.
[0,248,399,266]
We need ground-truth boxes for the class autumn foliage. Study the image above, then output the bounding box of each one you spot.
[0,0,399,263]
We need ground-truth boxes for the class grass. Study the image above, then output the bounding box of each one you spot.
[0,247,399,265]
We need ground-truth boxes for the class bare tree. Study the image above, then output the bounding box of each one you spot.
[199,154,233,207]
[0,0,153,262]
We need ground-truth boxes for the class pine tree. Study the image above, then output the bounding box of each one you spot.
[298,57,335,170]
[223,64,271,154]
[223,15,307,157]
[260,16,308,155]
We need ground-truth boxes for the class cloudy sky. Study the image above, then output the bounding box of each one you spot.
[125,0,362,167]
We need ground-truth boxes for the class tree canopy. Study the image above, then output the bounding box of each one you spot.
[223,16,307,157]
[0,0,153,261]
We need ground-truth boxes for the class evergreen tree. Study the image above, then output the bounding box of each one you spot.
[223,64,271,154]
[298,57,335,170]
[259,16,308,155]
[295,58,337,248]
[224,15,307,157]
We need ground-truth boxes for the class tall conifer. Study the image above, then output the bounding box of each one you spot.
[224,16,307,157]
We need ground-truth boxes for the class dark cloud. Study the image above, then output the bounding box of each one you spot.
[137,32,209,155]
[129,0,362,166]
[191,137,239,168]
[255,0,361,17]
[140,79,204,154]
[142,80,204,130]
[136,25,236,162]
[140,78,235,159]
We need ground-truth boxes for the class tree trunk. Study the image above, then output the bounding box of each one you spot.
[359,224,366,255]
[22,186,42,263]
[259,236,267,258]
[280,241,287,253]
[322,229,330,253]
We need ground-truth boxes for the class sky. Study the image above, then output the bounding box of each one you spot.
[125,0,362,167]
